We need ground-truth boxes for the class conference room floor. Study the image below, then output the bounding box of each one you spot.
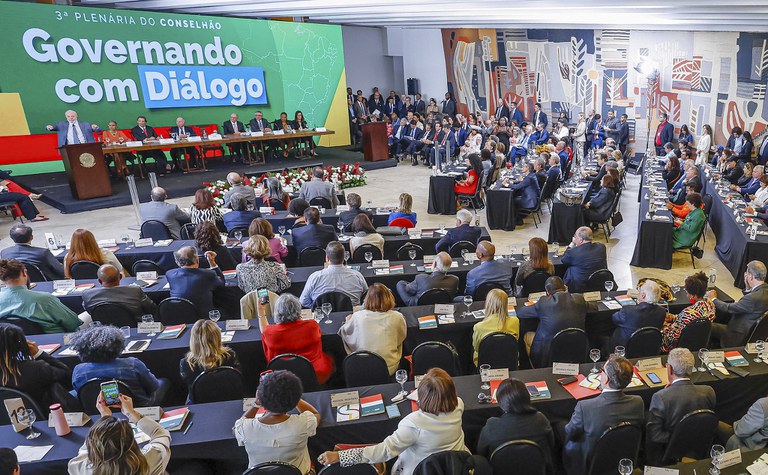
[0,155,742,298]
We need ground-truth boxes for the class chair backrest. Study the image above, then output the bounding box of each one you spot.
[448,240,477,258]
[78,379,135,415]
[677,319,712,351]
[351,244,383,264]
[157,297,198,325]
[520,270,551,297]
[179,222,196,241]
[0,315,45,336]
[131,259,165,276]
[389,217,415,229]
[585,269,617,292]
[478,332,519,371]
[412,341,459,376]
[472,282,505,301]
[416,288,453,305]
[311,291,353,312]
[270,199,287,211]
[412,450,490,475]
[0,388,45,425]
[309,197,333,209]
[587,422,642,475]
[549,328,589,365]
[267,354,319,392]
[342,351,391,387]
[140,220,172,240]
[299,246,326,267]
[87,302,139,327]
[748,311,768,343]
[625,326,662,358]
[190,366,245,404]
[69,260,100,279]
[227,227,250,239]
[489,440,546,475]
[540,174,559,201]
[317,463,379,475]
[19,261,47,282]
[396,243,424,260]
[243,461,303,475]
[702,194,714,216]
[662,409,719,463]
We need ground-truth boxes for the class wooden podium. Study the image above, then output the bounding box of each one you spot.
[59,143,112,200]
[361,121,388,162]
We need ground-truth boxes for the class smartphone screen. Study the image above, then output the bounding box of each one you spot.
[526,384,540,397]
[101,381,120,406]
[647,372,662,384]
[257,287,269,305]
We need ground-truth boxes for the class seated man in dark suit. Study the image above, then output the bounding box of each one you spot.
[563,355,645,475]
[169,117,200,169]
[298,167,339,207]
[435,209,482,253]
[610,279,666,349]
[533,157,548,189]
[723,157,744,185]
[223,196,261,232]
[396,252,459,306]
[507,162,541,223]
[546,154,561,182]
[130,116,170,173]
[582,175,616,227]
[82,264,157,321]
[222,113,247,163]
[338,193,373,231]
[138,187,190,240]
[165,246,225,319]
[0,224,65,280]
[291,207,338,254]
[464,241,513,297]
[561,227,608,293]
[646,348,716,464]
[708,260,768,347]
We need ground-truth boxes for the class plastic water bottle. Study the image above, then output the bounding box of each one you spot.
[202,129,208,139]
[50,403,70,436]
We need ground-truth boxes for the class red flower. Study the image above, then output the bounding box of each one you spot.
[203,182,212,187]
[243,176,251,186]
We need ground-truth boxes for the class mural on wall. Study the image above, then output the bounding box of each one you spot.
[441,28,768,153]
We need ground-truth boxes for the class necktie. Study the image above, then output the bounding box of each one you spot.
[70,123,80,144]
[142,127,146,135]
[181,127,185,135]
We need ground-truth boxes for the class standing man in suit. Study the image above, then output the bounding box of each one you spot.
[561,227,608,293]
[223,113,247,163]
[708,260,768,347]
[464,241,513,296]
[564,355,645,475]
[531,102,548,130]
[435,209,482,253]
[222,172,256,209]
[584,109,596,156]
[166,247,225,319]
[617,113,630,155]
[0,224,65,281]
[346,87,355,104]
[603,109,621,144]
[610,279,666,349]
[169,117,200,169]
[655,112,675,156]
[441,92,457,118]
[82,264,157,321]
[298,167,339,207]
[291,207,338,254]
[45,109,100,147]
[138,187,190,240]
[509,101,523,127]
[396,252,459,306]
[131,116,170,173]
[354,93,369,125]
[757,138,768,166]
[414,93,426,115]
[645,348,716,464]
[493,98,510,124]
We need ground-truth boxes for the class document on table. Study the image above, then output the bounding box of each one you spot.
[14,445,53,462]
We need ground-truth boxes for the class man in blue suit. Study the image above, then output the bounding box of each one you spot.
[530,123,550,145]
[508,162,540,210]
[291,207,338,254]
[509,101,523,127]
[546,155,561,182]
[556,141,570,174]
[169,117,200,169]
[0,224,65,281]
[389,118,408,157]
[493,99,510,123]
[46,110,100,147]
[396,121,423,159]
[166,246,225,319]
[617,113,630,155]
[531,102,548,129]
[654,112,674,156]
[758,137,768,166]
[414,93,426,115]
[732,165,763,197]
[435,209,482,253]
[561,226,608,293]
[464,241,513,296]
[610,280,666,349]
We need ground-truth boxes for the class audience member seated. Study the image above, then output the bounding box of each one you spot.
[223,172,256,209]
[723,158,744,185]
[189,189,225,230]
[299,242,368,307]
[667,181,702,219]
[234,370,321,473]
[339,283,407,375]
[661,272,715,352]
[64,228,125,277]
[318,368,469,473]
[669,164,701,205]
[298,166,339,207]
[244,218,288,264]
[223,195,261,231]
[0,223,65,280]
[194,221,238,272]
[561,227,608,293]
[0,259,81,333]
[672,193,706,249]
[732,165,763,196]
[69,325,163,406]
[349,214,384,256]
[465,241,513,296]
[708,260,768,347]
[454,153,483,195]
[339,193,373,231]
[514,237,555,296]
[396,251,459,306]
[722,395,768,451]
[749,175,768,208]
[663,155,682,190]
[166,247,225,318]
[508,162,541,222]
[0,180,47,222]
[259,293,334,384]
[584,152,608,184]
[563,355,645,475]
[435,209,482,253]
[291,207,338,255]
[179,319,241,402]
[262,177,291,210]
[583,175,616,227]
[645,348,716,464]
[476,378,556,473]
[82,264,156,321]
[236,235,291,294]
[609,280,665,349]
[388,192,418,226]
[472,289,520,365]
[0,323,71,409]
[69,393,170,475]
[139,187,190,240]
[0,448,18,475]
[287,198,310,227]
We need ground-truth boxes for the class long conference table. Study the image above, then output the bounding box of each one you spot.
[630,163,675,269]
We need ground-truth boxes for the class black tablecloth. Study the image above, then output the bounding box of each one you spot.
[548,200,584,244]
[428,175,458,215]
[262,208,390,233]
[630,179,674,269]
[485,188,517,231]
[672,448,766,473]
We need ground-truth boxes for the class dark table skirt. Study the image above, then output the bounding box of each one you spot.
[548,200,584,244]
[428,175,457,215]
[485,188,517,231]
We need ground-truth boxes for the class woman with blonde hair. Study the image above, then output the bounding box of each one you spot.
[64,228,125,278]
[472,289,520,365]
[387,192,417,225]
[236,235,291,294]
[179,319,240,401]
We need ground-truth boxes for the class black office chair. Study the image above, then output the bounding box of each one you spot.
[477,332,519,371]
[472,282,505,301]
[228,227,249,239]
[342,351,391,387]
[267,354,319,392]
[412,341,459,376]
[0,315,45,335]
[317,463,379,475]
[180,222,196,241]
[18,261,47,282]
[243,461,302,475]
[413,450,491,475]
[0,388,45,425]
[625,327,662,358]
[416,288,453,305]
[547,328,589,366]
[78,379,136,415]
[270,200,287,211]
[586,423,642,475]
[748,311,768,343]
[131,259,165,276]
[520,270,551,297]
[674,220,707,268]
[190,366,245,403]
[489,440,546,475]
[585,269,617,292]
[157,297,197,325]
[661,409,718,464]
[87,302,139,327]
[351,244,382,264]
[396,243,424,261]
[311,291,353,312]
[677,319,712,351]
[69,261,100,279]
[309,197,333,209]
[299,246,326,266]
[448,240,477,258]
[140,220,172,240]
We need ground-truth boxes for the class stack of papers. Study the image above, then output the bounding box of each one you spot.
[603,300,622,310]
[336,404,360,422]
[159,407,190,431]
[14,445,53,463]
[153,240,173,247]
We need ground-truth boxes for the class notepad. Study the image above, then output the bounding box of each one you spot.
[123,339,150,354]
[360,394,385,416]
[561,374,601,400]
[159,407,190,431]
[389,265,404,274]
[38,343,61,355]
[614,295,636,306]
[526,381,551,401]
[507,305,517,317]
[157,324,186,340]
[336,404,360,422]
[417,315,437,329]
[725,350,749,367]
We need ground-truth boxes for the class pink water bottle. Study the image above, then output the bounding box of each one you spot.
[49,403,70,436]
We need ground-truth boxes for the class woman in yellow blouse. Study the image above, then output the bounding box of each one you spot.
[472,289,519,365]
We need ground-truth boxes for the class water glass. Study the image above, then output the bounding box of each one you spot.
[344,251,351,263]
[461,249,469,265]
[120,326,131,339]
[141,314,156,336]
[409,249,417,266]
[367,200,373,210]
[479,364,491,391]
[710,444,725,475]
[278,226,286,236]
[756,340,765,363]
[463,295,473,317]
[209,310,221,323]
[589,348,601,374]
[337,220,344,234]
[234,230,243,242]
[395,369,408,397]
[364,252,373,269]
[618,458,633,475]
[17,409,40,440]
[604,281,614,293]
[614,346,625,358]
[322,302,333,324]
[552,242,560,255]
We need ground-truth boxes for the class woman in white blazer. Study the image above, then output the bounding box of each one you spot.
[696,124,713,166]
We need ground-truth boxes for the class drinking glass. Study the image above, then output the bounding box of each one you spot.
[395,369,408,397]
[313,309,323,325]
[461,249,469,265]
[337,220,344,234]
[409,249,417,266]
[141,314,156,337]
[699,348,710,372]
[440,223,446,233]
[463,295,473,318]
[344,251,351,263]
[120,326,131,339]
[552,242,560,256]
[509,246,517,261]
[367,199,373,210]
[710,444,725,475]
[756,340,765,363]
[209,310,221,323]
[708,268,717,288]
[614,346,625,358]
[278,226,286,236]
[479,364,491,391]
[671,283,681,297]
[605,281,614,293]
[589,348,601,374]
[322,302,333,324]
[234,230,243,242]
[364,252,373,269]
[17,409,39,440]
[522,247,530,260]
[120,234,131,245]
[618,458,633,475]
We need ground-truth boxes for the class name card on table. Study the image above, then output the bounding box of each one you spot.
[251,131,264,137]
[136,271,158,282]
[134,406,162,421]
[134,238,153,247]
[272,129,285,136]
[53,280,76,291]
[372,260,390,269]
[583,291,602,302]
[706,351,725,363]
[643,467,678,475]
[243,398,258,411]
[330,391,359,408]
[528,291,546,302]
[97,239,117,248]
[636,357,663,371]
[137,322,163,334]
[315,127,327,132]
[187,136,202,142]
[207,133,222,140]
[259,207,275,214]
[48,412,90,427]
[124,140,143,148]
[434,304,455,315]
[336,205,350,212]
[226,320,251,331]
[485,368,510,381]
[158,138,175,145]
[552,362,580,376]
[717,448,742,469]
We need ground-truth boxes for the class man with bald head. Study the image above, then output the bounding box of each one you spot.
[223,172,256,209]
[223,113,248,163]
[561,226,608,293]
[396,252,459,306]
[138,187,190,239]
[464,241,513,296]
[46,109,100,147]
[82,264,157,322]
[708,260,768,347]
[169,117,200,168]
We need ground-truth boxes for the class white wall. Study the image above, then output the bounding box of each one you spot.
[398,28,448,102]
[342,26,397,97]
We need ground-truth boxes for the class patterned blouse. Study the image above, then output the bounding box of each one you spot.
[660,298,715,353]
[189,206,224,225]
[236,260,291,294]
